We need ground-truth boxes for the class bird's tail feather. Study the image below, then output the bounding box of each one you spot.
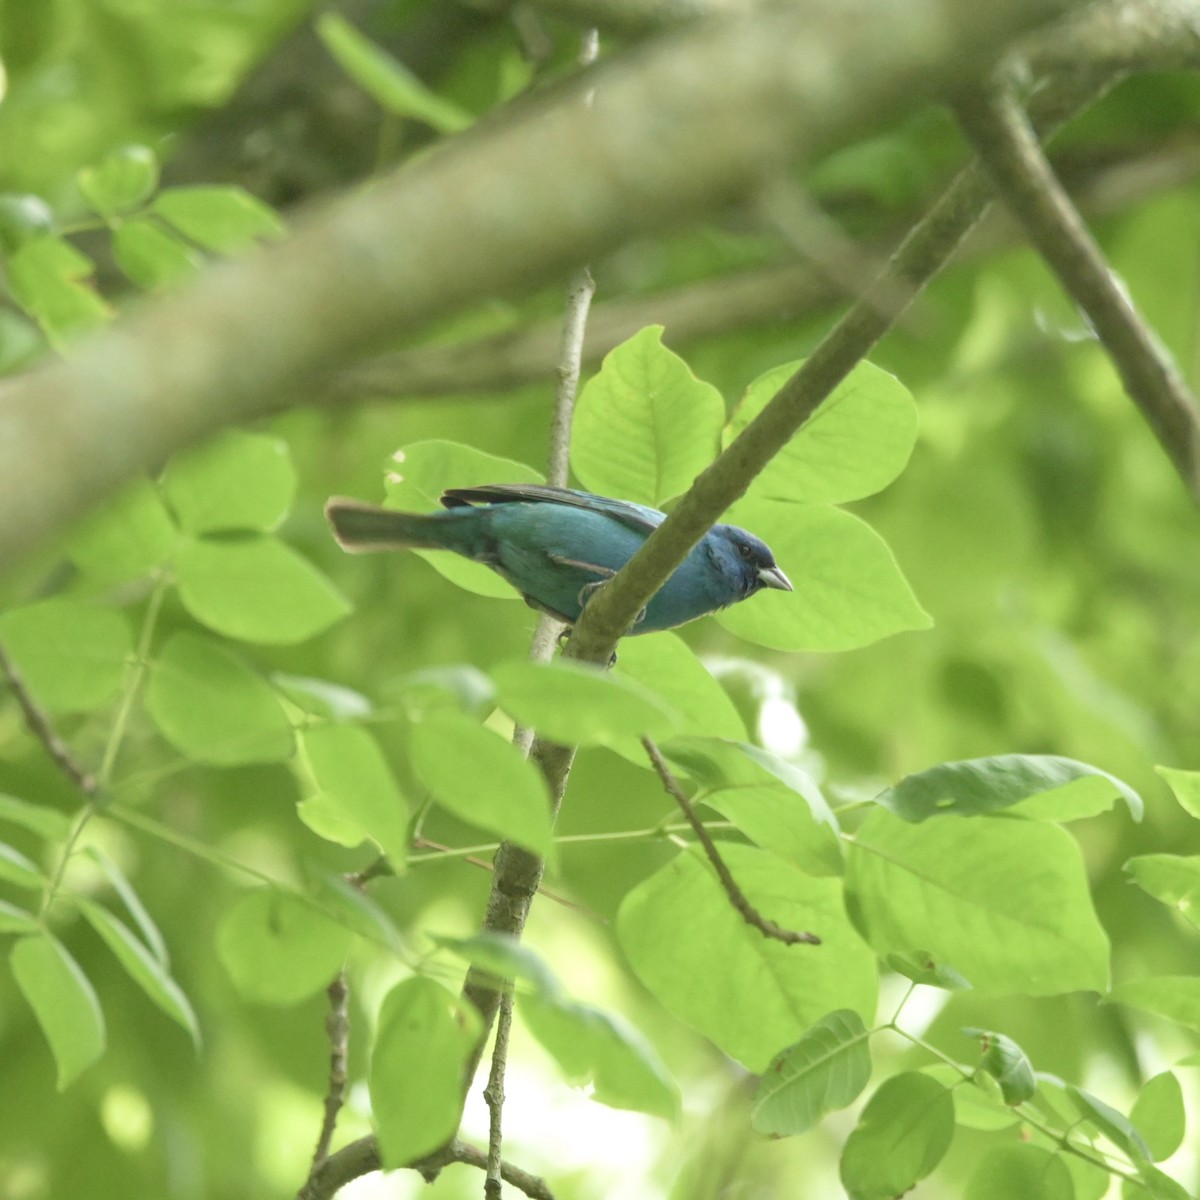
[325,498,477,555]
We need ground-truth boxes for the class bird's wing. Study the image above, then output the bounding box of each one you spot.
[440,484,665,535]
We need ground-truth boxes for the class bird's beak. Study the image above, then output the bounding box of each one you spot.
[758,565,793,592]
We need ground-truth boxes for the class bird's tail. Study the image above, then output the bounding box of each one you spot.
[325,497,480,555]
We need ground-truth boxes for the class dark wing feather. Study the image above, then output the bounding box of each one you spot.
[440,483,665,535]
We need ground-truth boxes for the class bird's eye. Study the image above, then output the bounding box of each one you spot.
[738,543,753,560]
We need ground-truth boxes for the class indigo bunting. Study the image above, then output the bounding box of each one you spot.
[326,483,791,634]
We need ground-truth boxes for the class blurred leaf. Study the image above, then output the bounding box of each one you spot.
[845,809,1110,994]
[751,1010,871,1136]
[0,193,54,254]
[66,478,177,585]
[410,711,555,863]
[922,1065,1019,1131]
[572,326,724,507]
[77,144,158,217]
[1070,1085,1151,1161]
[885,951,971,991]
[839,1071,954,1199]
[727,359,917,504]
[876,754,1142,823]
[317,13,472,133]
[384,440,542,598]
[370,976,481,1167]
[0,898,39,933]
[0,794,72,841]
[1126,854,1200,930]
[491,658,680,747]
[11,933,105,1089]
[162,430,296,534]
[112,219,202,289]
[297,724,409,862]
[0,841,43,890]
[0,598,131,713]
[83,844,169,966]
[1156,766,1200,820]
[1107,976,1200,1033]
[432,931,557,994]
[1124,1164,1194,1200]
[175,534,350,644]
[274,674,373,720]
[1130,1072,1185,1162]
[965,1028,1035,1104]
[715,500,930,651]
[521,990,680,1119]
[617,844,876,1071]
[7,235,110,344]
[964,1144,1073,1200]
[152,186,284,253]
[216,889,352,1006]
[79,901,199,1047]
[146,632,294,765]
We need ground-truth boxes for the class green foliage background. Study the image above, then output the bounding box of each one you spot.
[2,2,1200,1199]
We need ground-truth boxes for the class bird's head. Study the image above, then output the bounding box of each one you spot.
[714,525,793,596]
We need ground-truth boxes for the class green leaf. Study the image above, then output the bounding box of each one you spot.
[0,193,55,254]
[273,674,373,720]
[521,990,680,1119]
[839,1071,954,1199]
[152,186,284,253]
[1130,1072,1185,1162]
[613,633,746,744]
[409,711,555,863]
[1156,766,1200,820]
[571,326,725,506]
[216,889,352,1005]
[1124,1164,1194,1200]
[370,976,481,1167]
[1126,854,1200,930]
[491,658,679,747]
[0,841,44,889]
[617,844,877,1071]
[0,597,132,713]
[922,1065,1019,1131]
[662,736,842,877]
[715,500,930,651]
[845,809,1110,995]
[432,931,557,994]
[77,144,158,216]
[885,951,971,991]
[297,724,409,862]
[0,794,72,841]
[0,898,39,933]
[751,1010,872,1136]
[111,219,201,289]
[877,754,1143,823]
[383,440,542,598]
[964,1144,1073,1200]
[83,844,169,966]
[1071,1085,1151,1161]
[317,13,472,133]
[161,430,297,534]
[965,1028,1036,1104]
[146,632,294,765]
[175,534,351,644]
[11,933,106,1089]
[7,234,111,344]
[79,901,199,1047]
[1107,976,1200,1033]
[727,359,917,504]
[66,478,178,585]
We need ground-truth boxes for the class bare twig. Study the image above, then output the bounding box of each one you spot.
[641,738,820,946]
[956,80,1200,501]
[484,990,516,1198]
[306,972,350,1176]
[0,642,98,795]
[297,1136,555,1200]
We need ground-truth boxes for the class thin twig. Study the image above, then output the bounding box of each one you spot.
[956,80,1200,502]
[0,642,97,795]
[641,738,820,946]
[307,972,350,1176]
[484,990,516,1198]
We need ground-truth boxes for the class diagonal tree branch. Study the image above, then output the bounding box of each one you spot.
[0,0,1071,574]
[956,79,1200,500]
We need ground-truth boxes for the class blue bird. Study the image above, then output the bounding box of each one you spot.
[326,484,792,634]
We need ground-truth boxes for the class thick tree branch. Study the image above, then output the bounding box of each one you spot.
[642,738,820,945]
[0,0,1070,574]
[956,81,1200,499]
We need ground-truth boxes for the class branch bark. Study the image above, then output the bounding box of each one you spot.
[0,0,1071,573]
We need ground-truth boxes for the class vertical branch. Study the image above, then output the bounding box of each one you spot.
[307,971,351,1176]
[483,990,516,1198]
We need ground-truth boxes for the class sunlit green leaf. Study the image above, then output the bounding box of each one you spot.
[0,842,43,890]
[66,478,177,585]
[1130,1072,1185,1162]
[152,186,283,253]
[112,219,201,289]
[1126,854,1200,930]
[0,794,72,842]
[964,1144,1073,1200]
[7,234,110,344]
[1156,766,1200,820]
[1107,976,1200,1033]
[0,898,39,933]
[77,144,158,216]
[0,193,54,254]
[1071,1085,1151,1161]
[885,951,971,991]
